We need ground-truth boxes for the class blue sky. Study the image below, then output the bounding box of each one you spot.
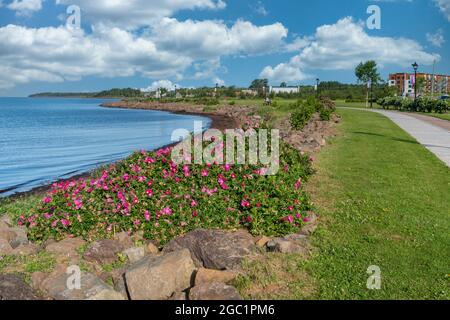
[0,0,448,96]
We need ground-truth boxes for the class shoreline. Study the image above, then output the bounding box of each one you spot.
[3,101,242,201]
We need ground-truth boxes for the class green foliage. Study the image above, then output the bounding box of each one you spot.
[290,97,335,129]
[377,97,450,114]
[290,100,315,130]
[21,131,315,245]
[355,61,381,85]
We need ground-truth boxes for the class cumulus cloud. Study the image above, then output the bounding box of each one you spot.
[434,0,450,21]
[426,29,445,47]
[0,24,191,89]
[55,0,227,29]
[260,17,439,82]
[141,80,179,92]
[7,0,43,16]
[150,18,288,59]
[0,14,289,89]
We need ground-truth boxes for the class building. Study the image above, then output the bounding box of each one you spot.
[269,86,300,94]
[389,73,450,97]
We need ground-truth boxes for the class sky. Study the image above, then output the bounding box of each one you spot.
[0,0,449,96]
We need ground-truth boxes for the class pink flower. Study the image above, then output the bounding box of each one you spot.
[294,179,302,190]
[191,200,198,207]
[201,169,209,177]
[286,215,294,224]
[160,207,173,216]
[288,206,294,211]
[133,219,141,226]
[43,213,52,220]
[224,164,231,171]
[122,173,129,182]
[74,199,83,210]
[183,165,190,177]
[241,199,251,208]
[51,220,58,228]
[144,210,150,221]
[61,219,71,227]
[43,196,52,204]
[146,189,153,197]
[192,210,198,218]
[303,217,310,223]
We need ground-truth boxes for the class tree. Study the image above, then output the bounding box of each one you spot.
[249,79,268,89]
[355,61,381,108]
[280,82,287,87]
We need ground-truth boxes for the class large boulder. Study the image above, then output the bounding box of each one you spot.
[195,268,238,285]
[125,249,195,300]
[163,229,256,270]
[45,237,86,262]
[0,274,38,300]
[40,269,124,300]
[189,282,242,300]
[266,237,309,255]
[83,239,124,265]
[122,246,145,264]
[0,239,13,256]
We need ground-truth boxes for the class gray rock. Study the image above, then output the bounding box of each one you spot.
[45,237,86,261]
[0,229,16,243]
[123,246,145,264]
[0,274,38,300]
[163,229,256,270]
[83,239,124,265]
[8,227,28,248]
[40,269,124,300]
[266,238,309,255]
[11,243,39,256]
[189,282,242,300]
[168,291,187,301]
[113,231,134,249]
[125,249,195,300]
[0,239,13,256]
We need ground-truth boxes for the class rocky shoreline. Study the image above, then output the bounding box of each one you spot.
[1,100,339,300]
[0,214,318,300]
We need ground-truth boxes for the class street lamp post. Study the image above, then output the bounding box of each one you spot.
[215,83,219,98]
[412,62,418,101]
[316,78,320,98]
[174,85,177,97]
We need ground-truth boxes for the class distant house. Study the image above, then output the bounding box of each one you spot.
[269,86,300,94]
[241,89,258,96]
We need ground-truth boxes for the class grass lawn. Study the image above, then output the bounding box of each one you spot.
[237,108,450,300]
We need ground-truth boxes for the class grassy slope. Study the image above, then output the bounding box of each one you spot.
[237,108,450,300]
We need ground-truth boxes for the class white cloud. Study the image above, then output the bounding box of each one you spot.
[260,61,310,83]
[141,80,179,92]
[55,0,227,29]
[260,17,439,83]
[426,29,445,47]
[7,0,43,16]
[434,0,450,21]
[0,24,191,89]
[151,18,288,59]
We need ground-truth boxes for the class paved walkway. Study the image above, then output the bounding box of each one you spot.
[341,108,450,167]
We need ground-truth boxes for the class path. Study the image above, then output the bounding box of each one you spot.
[340,108,450,167]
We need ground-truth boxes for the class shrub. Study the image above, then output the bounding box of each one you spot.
[290,103,315,130]
[20,131,315,245]
[377,96,449,113]
[229,101,236,106]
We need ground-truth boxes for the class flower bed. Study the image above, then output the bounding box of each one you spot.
[20,131,315,246]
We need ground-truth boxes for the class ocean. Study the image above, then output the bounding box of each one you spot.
[0,98,211,196]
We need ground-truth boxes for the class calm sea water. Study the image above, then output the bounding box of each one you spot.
[0,98,211,196]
